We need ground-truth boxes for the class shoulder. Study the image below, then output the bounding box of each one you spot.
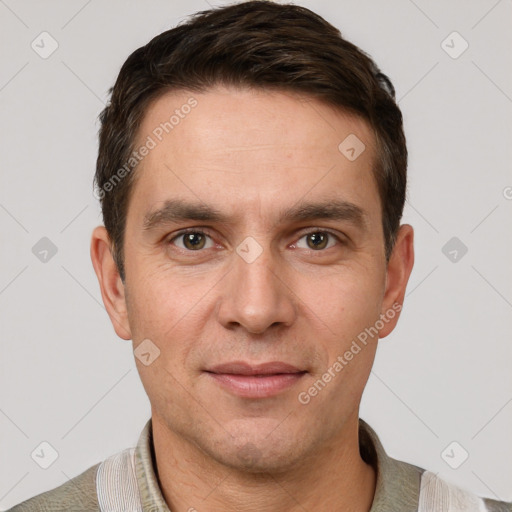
[7,462,101,512]
[419,470,512,512]
[483,498,512,512]
[359,419,511,511]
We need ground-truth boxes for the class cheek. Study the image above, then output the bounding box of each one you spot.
[129,273,178,333]
[295,273,383,416]
[126,268,216,362]
[299,267,384,343]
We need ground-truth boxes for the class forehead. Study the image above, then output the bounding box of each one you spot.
[128,86,381,225]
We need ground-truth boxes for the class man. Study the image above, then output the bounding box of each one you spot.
[9,1,511,511]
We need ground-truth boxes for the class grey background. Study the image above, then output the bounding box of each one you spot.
[1,0,511,508]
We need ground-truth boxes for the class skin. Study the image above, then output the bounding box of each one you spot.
[91,86,414,512]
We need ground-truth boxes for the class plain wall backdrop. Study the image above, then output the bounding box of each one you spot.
[1,0,511,508]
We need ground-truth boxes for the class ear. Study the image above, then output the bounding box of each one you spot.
[379,224,414,339]
[90,226,131,340]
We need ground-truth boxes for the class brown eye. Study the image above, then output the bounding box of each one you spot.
[295,231,338,251]
[307,232,328,250]
[171,231,213,251]
[183,232,206,250]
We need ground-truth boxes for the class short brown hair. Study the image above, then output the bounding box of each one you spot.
[94,0,407,282]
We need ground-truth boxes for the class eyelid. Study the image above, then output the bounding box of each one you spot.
[297,227,345,239]
[170,227,211,238]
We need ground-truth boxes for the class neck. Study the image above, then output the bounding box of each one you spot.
[151,413,376,512]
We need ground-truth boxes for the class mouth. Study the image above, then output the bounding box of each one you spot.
[204,361,307,398]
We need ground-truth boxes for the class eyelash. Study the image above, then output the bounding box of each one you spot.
[168,228,344,252]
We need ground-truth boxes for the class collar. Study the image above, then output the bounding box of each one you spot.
[134,417,423,511]
[359,418,423,511]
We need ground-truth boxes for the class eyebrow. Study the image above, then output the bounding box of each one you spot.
[142,198,368,232]
[143,200,229,230]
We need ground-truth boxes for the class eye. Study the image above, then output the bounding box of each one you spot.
[170,230,215,251]
[295,231,340,251]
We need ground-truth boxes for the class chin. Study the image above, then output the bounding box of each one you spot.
[206,433,309,475]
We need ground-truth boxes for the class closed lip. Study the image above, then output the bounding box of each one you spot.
[205,361,305,376]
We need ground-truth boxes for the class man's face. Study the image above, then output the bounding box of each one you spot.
[114,86,403,472]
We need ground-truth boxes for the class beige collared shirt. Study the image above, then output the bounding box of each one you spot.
[8,418,511,511]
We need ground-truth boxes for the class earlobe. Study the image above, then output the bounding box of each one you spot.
[379,224,415,339]
[90,226,132,340]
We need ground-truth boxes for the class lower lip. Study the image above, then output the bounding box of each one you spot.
[206,372,306,398]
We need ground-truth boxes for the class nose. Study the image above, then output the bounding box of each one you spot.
[216,242,297,334]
